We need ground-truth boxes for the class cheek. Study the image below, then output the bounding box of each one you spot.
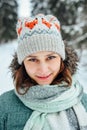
[51,61,61,72]
[24,64,36,75]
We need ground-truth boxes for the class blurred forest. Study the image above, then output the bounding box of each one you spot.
[0,0,87,50]
[0,0,18,42]
[31,0,87,50]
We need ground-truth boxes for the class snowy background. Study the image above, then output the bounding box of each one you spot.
[0,0,87,95]
[0,0,31,95]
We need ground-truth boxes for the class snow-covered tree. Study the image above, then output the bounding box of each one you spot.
[0,0,18,43]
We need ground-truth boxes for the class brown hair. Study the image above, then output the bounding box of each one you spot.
[10,54,72,95]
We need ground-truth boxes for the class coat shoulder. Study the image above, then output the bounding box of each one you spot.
[0,89,32,115]
[0,90,33,130]
[0,90,22,110]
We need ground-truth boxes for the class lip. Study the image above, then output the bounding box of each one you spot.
[36,74,52,80]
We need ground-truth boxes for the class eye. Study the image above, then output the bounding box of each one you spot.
[28,58,38,62]
[47,56,56,60]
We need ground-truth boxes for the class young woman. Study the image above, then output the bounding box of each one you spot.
[0,14,87,130]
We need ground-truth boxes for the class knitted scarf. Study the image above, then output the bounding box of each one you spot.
[15,81,87,130]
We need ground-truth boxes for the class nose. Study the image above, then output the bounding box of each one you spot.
[37,61,49,75]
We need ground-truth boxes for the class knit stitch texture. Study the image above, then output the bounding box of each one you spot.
[16,14,65,64]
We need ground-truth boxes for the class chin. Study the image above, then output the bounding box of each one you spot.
[37,81,53,85]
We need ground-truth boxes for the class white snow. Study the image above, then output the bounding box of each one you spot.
[18,0,31,17]
[0,40,17,95]
[0,40,87,95]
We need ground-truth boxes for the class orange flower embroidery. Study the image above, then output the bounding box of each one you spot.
[17,27,22,35]
[42,18,52,28]
[25,19,38,29]
[17,19,22,35]
[54,23,60,31]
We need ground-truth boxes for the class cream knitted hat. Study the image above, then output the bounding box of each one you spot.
[16,14,65,64]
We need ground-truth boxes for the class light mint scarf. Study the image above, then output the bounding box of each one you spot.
[15,81,87,130]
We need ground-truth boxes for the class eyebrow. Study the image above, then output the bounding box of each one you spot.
[45,52,57,56]
[27,52,57,58]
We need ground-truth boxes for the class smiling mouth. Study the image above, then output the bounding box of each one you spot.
[36,74,52,80]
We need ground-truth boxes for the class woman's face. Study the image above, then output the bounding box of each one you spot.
[24,51,61,85]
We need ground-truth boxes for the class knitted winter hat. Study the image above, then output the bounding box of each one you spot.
[16,14,65,64]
